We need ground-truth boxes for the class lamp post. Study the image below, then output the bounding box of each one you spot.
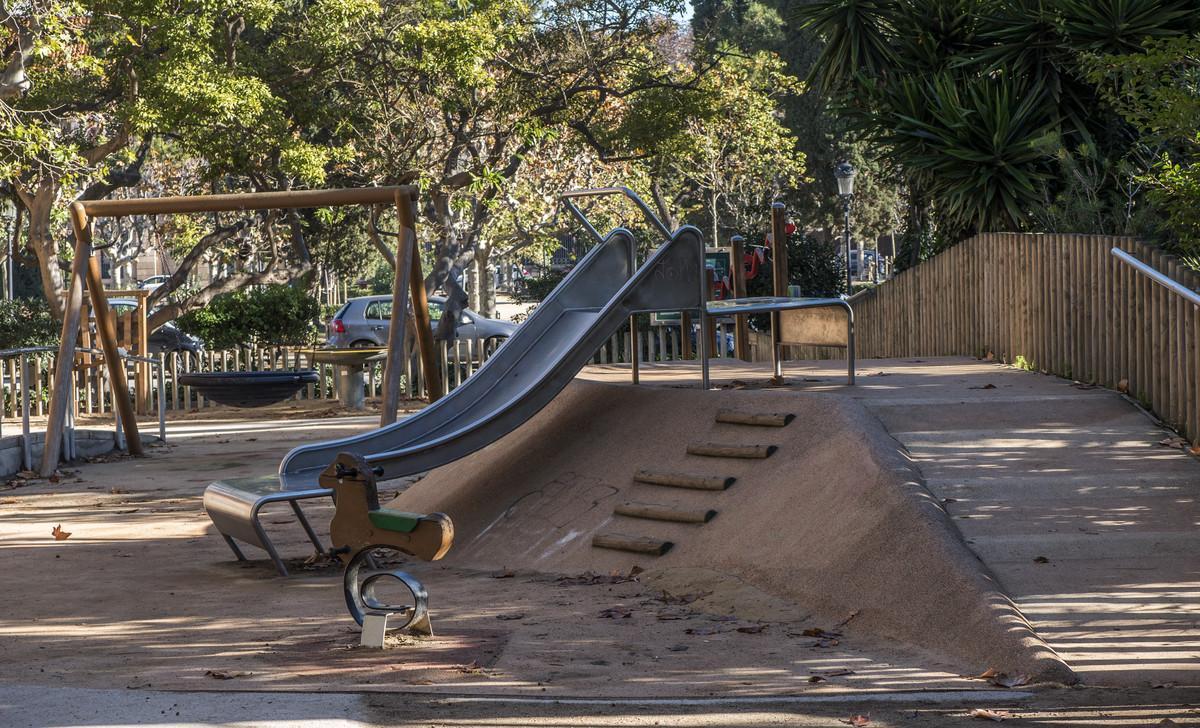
[0,197,14,300]
[834,161,856,294]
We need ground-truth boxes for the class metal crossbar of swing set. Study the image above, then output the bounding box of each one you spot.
[0,345,167,470]
[1111,247,1200,307]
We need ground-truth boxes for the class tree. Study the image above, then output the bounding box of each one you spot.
[1,0,364,322]
[635,50,807,247]
[796,0,1199,263]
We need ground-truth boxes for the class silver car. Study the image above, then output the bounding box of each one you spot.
[326,295,517,350]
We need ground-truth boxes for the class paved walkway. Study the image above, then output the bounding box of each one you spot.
[582,357,1200,687]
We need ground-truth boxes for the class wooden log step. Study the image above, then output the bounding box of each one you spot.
[592,533,673,555]
[614,502,717,524]
[686,442,777,459]
[633,469,735,491]
[715,409,795,427]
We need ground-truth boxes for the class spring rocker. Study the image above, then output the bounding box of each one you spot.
[321,452,454,640]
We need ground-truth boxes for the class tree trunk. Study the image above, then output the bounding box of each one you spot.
[709,189,720,248]
[475,242,496,318]
[17,181,66,319]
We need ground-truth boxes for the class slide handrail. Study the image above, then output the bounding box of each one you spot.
[561,187,673,240]
[1111,247,1200,306]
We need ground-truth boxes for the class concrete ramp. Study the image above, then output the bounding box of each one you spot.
[392,380,1075,682]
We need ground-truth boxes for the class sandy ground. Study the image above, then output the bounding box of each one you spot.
[0,420,985,699]
[0,358,1197,726]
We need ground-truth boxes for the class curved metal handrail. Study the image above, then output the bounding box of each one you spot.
[560,187,673,240]
[1111,247,1200,306]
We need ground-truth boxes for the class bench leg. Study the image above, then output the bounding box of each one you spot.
[221,534,247,562]
[290,500,326,555]
[250,508,290,577]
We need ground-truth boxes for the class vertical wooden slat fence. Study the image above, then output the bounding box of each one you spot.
[838,232,1199,444]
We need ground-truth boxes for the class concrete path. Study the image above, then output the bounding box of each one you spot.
[582,357,1200,687]
[4,683,1198,727]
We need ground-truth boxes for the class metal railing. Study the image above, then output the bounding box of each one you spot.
[1111,247,1200,306]
[0,345,166,470]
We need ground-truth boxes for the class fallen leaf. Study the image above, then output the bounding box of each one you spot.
[807,675,825,683]
[969,708,1011,721]
[735,623,767,634]
[989,673,1030,688]
[598,606,632,619]
[840,714,870,726]
[1158,436,1189,450]
[666,644,688,652]
[824,668,856,677]
[490,570,515,579]
[975,668,999,679]
[51,524,71,541]
[1033,556,1049,564]
[684,624,726,636]
[628,565,645,577]
[1117,378,1129,393]
[969,383,997,390]
[496,613,525,621]
[47,473,60,484]
[984,351,995,361]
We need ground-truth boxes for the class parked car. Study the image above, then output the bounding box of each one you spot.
[325,295,518,350]
[138,274,171,291]
[101,298,206,354]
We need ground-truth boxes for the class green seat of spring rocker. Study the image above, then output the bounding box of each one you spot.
[368,509,423,534]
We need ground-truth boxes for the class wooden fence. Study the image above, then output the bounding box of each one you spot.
[0,321,743,420]
[832,233,1199,444]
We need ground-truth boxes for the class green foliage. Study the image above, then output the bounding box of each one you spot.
[795,0,1200,251]
[787,233,848,298]
[176,284,321,349]
[1085,36,1200,261]
[0,298,59,350]
[513,272,567,303]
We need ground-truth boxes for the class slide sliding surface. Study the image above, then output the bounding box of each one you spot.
[278,225,705,489]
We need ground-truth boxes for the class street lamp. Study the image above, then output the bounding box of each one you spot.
[834,161,856,293]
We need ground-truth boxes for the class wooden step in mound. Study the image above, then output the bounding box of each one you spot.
[633,469,736,491]
[686,442,778,459]
[614,501,717,524]
[592,532,673,555]
[715,409,795,427]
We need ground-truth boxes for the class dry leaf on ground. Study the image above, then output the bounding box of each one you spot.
[969,708,1011,721]
[51,525,70,541]
[1158,436,1189,450]
[840,714,870,726]
[204,670,251,680]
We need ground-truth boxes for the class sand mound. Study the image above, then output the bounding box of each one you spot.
[392,380,1074,682]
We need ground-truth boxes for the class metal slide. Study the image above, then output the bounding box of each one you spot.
[278,222,708,489]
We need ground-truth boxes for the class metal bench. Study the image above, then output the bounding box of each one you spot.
[203,475,334,576]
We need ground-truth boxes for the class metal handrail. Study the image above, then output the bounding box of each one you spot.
[1111,247,1200,306]
[561,187,673,240]
[0,344,167,469]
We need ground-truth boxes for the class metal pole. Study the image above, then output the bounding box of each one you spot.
[769,203,788,385]
[698,232,711,390]
[843,197,853,293]
[730,235,749,361]
[157,357,166,443]
[630,315,640,384]
[20,353,30,471]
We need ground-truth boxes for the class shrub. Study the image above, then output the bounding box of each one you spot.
[177,284,321,350]
[0,298,59,350]
[515,272,566,303]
